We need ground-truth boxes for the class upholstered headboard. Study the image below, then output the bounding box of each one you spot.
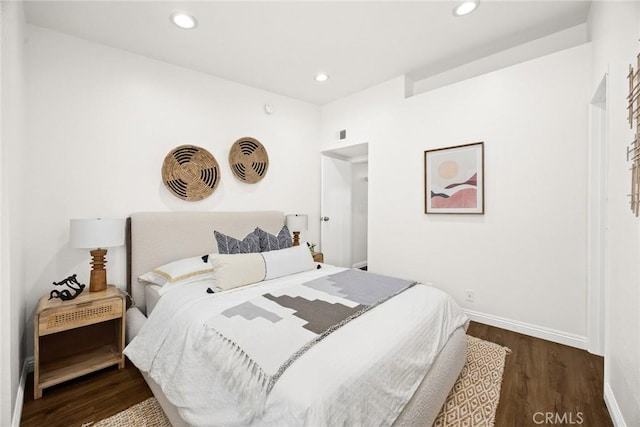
[127,211,285,312]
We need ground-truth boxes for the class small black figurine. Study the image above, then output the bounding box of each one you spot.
[49,274,86,301]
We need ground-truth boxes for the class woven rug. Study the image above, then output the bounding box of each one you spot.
[434,335,510,427]
[87,398,170,427]
[92,335,508,427]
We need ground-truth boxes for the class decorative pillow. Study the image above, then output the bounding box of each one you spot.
[214,230,260,254]
[208,253,266,291]
[138,255,213,287]
[254,225,292,252]
[208,245,316,291]
[261,244,315,280]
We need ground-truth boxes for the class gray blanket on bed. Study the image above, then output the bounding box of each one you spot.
[203,268,416,403]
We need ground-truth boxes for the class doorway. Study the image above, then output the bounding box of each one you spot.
[320,143,368,268]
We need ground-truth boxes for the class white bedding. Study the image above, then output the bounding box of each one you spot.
[125,265,468,427]
[144,284,162,315]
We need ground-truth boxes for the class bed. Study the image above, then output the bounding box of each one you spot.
[124,211,468,427]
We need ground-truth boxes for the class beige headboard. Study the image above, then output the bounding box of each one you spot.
[127,211,285,313]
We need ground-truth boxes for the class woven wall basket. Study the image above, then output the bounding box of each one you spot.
[228,137,269,184]
[162,145,220,201]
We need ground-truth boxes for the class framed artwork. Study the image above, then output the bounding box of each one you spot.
[424,142,484,214]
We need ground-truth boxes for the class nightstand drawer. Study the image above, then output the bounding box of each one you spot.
[39,297,123,335]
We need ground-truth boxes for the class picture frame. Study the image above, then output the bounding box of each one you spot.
[424,142,484,214]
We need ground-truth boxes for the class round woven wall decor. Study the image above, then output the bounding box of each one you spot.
[161,145,220,201]
[228,137,269,184]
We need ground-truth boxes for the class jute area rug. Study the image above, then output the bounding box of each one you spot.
[91,335,509,427]
[433,335,510,427]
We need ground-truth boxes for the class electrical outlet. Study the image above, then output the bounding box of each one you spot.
[465,289,475,302]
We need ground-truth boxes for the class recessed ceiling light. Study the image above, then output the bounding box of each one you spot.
[453,0,479,17]
[171,12,198,30]
[315,72,330,82]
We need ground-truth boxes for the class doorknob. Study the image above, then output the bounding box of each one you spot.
[321,216,330,222]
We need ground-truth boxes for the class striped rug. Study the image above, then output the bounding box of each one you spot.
[92,335,509,427]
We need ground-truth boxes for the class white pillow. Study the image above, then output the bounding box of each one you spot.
[262,244,315,280]
[208,245,316,291]
[138,255,213,288]
[209,253,266,291]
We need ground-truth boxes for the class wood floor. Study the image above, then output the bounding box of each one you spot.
[20,360,153,426]
[467,322,612,427]
[21,322,612,426]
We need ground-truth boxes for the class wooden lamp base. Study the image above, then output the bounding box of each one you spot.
[292,231,300,246]
[89,248,108,292]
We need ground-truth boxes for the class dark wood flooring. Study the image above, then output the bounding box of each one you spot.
[467,322,612,427]
[20,360,152,427]
[21,322,612,426]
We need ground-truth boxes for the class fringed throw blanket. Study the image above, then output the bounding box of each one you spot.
[203,269,416,412]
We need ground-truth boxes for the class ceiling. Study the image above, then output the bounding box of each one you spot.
[24,1,592,105]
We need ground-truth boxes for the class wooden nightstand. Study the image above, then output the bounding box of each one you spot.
[312,252,324,263]
[33,285,125,399]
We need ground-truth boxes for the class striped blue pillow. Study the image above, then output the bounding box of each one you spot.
[254,226,293,252]
[214,230,261,254]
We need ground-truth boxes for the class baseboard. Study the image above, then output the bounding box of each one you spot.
[351,261,367,269]
[604,382,627,427]
[12,357,33,427]
[464,309,588,349]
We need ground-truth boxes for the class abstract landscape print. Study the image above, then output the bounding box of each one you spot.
[424,142,484,214]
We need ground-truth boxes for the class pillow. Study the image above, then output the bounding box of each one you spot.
[138,255,213,287]
[208,253,266,291]
[261,245,315,280]
[254,225,292,252]
[208,245,316,291]
[214,230,260,254]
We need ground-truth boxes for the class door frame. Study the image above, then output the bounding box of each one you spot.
[320,143,369,268]
[587,73,608,356]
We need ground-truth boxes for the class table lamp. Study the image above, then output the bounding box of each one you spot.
[70,218,125,292]
[285,214,308,246]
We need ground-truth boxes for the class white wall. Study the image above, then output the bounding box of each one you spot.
[588,2,640,426]
[321,44,591,344]
[411,23,589,96]
[0,0,26,424]
[24,25,321,354]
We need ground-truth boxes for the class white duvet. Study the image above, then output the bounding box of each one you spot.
[124,265,468,427]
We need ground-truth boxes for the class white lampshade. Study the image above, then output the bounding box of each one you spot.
[286,214,308,232]
[70,218,125,249]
